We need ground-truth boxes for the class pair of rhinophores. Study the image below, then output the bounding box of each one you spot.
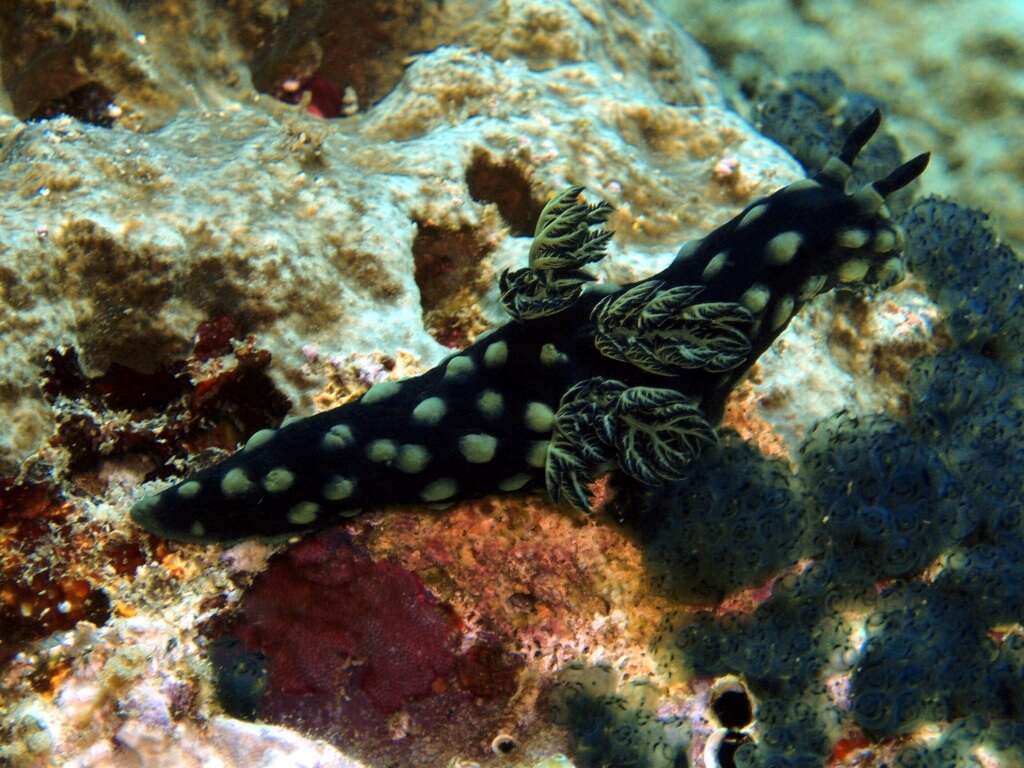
[132,110,929,543]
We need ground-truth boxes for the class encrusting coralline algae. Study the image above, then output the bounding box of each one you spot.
[2,1,1022,767]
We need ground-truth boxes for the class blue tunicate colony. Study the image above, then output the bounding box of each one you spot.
[547,664,692,768]
[551,72,1024,768]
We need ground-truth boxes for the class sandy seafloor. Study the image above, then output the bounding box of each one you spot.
[0,1,1022,767]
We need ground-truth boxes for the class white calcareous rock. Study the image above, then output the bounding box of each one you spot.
[0,0,804,474]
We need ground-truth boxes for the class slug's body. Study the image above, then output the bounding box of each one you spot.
[132,111,929,542]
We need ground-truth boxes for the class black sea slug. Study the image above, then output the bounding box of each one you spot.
[132,110,928,542]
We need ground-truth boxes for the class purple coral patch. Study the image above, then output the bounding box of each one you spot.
[224,530,458,714]
[210,530,524,763]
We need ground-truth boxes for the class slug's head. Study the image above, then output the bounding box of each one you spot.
[802,107,930,289]
[671,109,929,342]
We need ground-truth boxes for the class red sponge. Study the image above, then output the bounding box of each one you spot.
[231,530,457,714]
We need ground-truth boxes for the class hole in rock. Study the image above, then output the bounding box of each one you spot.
[717,730,751,768]
[466,152,543,236]
[412,222,492,348]
[248,0,444,116]
[712,687,753,728]
[29,82,117,127]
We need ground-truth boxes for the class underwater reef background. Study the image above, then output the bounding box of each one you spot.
[0,1,1022,767]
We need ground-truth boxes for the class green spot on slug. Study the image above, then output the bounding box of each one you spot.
[397,444,431,473]
[484,340,509,367]
[477,390,503,419]
[322,423,354,450]
[244,429,275,451]
[420,478,457,502]
[361,379,400,405]
[323,476,355,501]
[525,402,555,432]
[287,502,319,525]
[526,441,549,468]
[177,480,201,499]
[366,439,397,463]
[412,397,447,425]
[459,433,497,463]
[444,355,475,379]
[262,468,295,493]
[221,468,254,497]
[498,473,531,492]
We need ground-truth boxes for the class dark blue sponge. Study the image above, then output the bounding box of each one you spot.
[903,197,1024,368]
[799,411,955,580]
[547,664,690,768]
[908,349,1024,543]
[641,434,809,602]
[209,636,269,720]
[850,585,994,738]
[754,68,916,217]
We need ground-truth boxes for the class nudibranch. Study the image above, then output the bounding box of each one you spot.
[132,111,928,542]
